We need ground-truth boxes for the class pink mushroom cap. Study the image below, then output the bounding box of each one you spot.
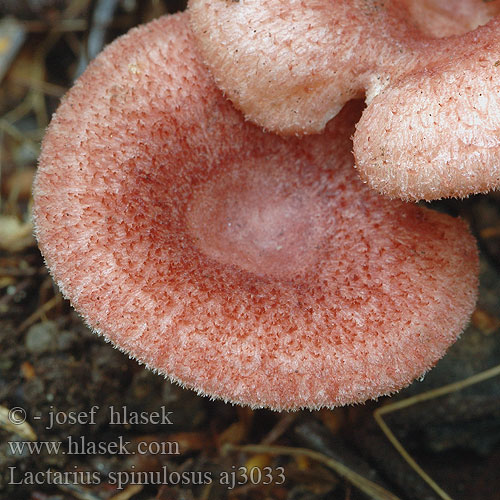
[402,0,500,38]
[188,0,500,200]
[33,13,479,410]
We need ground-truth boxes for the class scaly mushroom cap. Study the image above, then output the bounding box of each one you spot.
[402,0,500,37]
[188,0,500,200]
[33,13,479,410]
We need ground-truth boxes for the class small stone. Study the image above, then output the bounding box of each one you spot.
[25,321,58,354]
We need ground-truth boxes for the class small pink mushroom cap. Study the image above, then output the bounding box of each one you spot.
[402,0,500,38]
[34,13,479,410]
[400,0,500,38]
[188,0,500,200]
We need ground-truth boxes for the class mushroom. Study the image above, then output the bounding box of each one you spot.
[402,0,500,37]
[33,13,479,410]
[188,0,500,200]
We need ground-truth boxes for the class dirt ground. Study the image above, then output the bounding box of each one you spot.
[1,2,500,499]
